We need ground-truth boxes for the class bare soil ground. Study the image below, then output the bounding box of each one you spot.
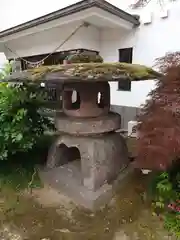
[0,171,176,240]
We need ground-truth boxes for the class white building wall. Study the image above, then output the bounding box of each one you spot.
[0,53,7,69]
[4,23,100,58]
[100,27,157,107]
[0,0,129,65]
[101,0,180,107]
[100,27,153,108]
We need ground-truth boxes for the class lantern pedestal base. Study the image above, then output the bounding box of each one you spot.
[39,163,132,210]
[39,132,130,210]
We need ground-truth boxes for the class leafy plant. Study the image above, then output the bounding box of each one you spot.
[153,172,177,209]
[136,53,180,170]
[164,213,180,238]
[151,169,180,238]
[0,62,12,80]
[154,51,180,74]
[0,83,53,160]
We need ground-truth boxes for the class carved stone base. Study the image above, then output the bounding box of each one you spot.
[39,163,132,210]
[46,132,129,191]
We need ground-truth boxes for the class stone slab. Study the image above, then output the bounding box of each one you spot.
[38,162,133,210]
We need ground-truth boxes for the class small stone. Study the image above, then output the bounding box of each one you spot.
[105,227,109,232]
[59,228,70,233]
[141,169,152,174]
[121,219,126,224]
[109,198,116,206]
[90,213,95,217]
[113,231,130,240]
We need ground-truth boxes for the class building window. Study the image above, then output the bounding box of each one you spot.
[118,80,131,91]
[118,48,133,91]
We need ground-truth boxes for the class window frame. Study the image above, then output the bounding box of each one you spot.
[118,47,133,92]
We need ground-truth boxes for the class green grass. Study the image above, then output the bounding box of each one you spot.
[0,161,41,191]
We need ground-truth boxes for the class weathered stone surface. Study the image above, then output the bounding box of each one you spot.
[55,112,121,135]
[46,132,129,191]
[39,162,132,210]
[4,62,162,83]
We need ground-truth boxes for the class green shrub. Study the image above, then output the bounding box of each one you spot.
[150,166,180,238]
[164,213,180,238]
[153,172,179,209]
[0,62,12,80]
[0,83,53,160]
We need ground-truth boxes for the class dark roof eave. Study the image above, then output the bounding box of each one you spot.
[0,0,140,38]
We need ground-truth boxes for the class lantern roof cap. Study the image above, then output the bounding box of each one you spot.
[3,62,162,84]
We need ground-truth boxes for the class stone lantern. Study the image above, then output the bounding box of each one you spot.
[5,58,161,209]
[43,78,129,209]
[40,64,131,209]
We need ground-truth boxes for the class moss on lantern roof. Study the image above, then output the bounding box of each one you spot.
[5,62,162,83]
[65,53,104,63]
